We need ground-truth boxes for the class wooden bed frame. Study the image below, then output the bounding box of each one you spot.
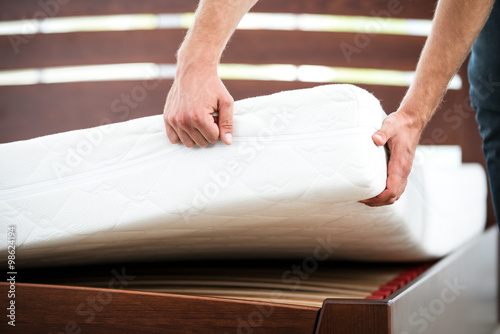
[1,228,497,333]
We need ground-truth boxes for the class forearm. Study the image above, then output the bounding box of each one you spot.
[177,0,259,67]
[400,0,494,129]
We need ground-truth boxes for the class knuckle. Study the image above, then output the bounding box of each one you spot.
[381,120,392,130]
[386,116,396,125]
[402,166,412,177]
[167,115,176,126]
[399,161,412,174]
[176,115,187,127]
[220,96,234,107]
[190,113,202,126]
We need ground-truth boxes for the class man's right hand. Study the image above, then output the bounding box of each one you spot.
[162,0,259,147]
[163,63,234,148]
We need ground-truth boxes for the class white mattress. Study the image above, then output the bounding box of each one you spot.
[0,84,487,266]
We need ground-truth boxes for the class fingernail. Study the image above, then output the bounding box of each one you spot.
[373,134,383,144]
[225,133,233,145]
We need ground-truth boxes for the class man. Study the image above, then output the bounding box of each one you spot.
[163,0,499,220]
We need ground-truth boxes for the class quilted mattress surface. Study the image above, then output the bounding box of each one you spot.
[0,84,487,266]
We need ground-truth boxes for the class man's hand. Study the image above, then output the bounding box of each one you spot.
[162,0,258,147]
[360,110,423,207]
[163,64,234,147]
[361,0,494,206]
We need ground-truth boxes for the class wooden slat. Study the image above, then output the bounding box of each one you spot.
[0,80,171,143]
[251,0,437,19]
[228,31,424,71]
[0,30,425,71]
[0,30,183,70]
[0,282,319,333]
[0,0,437,21]
[0,0,198,21]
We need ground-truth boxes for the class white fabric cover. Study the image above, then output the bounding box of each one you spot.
[0,84,487,266]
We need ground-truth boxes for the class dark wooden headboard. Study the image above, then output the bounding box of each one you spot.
[0,0,492,224]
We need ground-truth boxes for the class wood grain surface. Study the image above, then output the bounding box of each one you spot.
[0,282,319,334]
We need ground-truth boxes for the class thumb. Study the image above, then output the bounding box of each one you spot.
[372,131,387,147]
[218,96,234,145]
[372,117,396,146]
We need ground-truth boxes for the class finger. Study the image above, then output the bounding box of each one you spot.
[372,116,398,146]
[176,128,196,148]
[187,127,210,147]
[360,188,394,206]
[372,132,387,146]
[164,120,181,144]
[163,84,178,139]
[218,95,234,145]
[360,173,406,206]
[176,112,212,147]
[168,108,199,147]
[361,179,404,206]
[195,112,219,144]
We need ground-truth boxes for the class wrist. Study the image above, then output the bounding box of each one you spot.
[176,45,219,77]
[176,52,219,81]
[175,61,218,81]
[177,39,221,67]
[396,96,432,133]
